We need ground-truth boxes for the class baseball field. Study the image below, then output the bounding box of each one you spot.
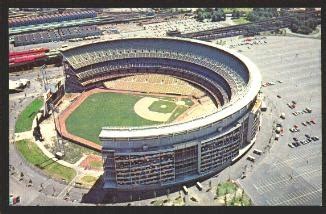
[65,91,192,145]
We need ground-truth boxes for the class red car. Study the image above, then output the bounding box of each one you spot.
[310,120,316,124]
[294,125,298,128]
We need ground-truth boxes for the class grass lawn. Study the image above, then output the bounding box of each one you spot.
[15,139,76,182]
[148,100,177,113]
[232,17,250,25]
[89,160,103,169]
[223,8,253,14]
[151,199,164,206]
[216,181,238,197]
[15,98,43,133]
[81,175,97,184]
[55,141,101,164]
[66,92,162,144]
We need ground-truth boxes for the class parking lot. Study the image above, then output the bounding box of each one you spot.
[236,36,321,206]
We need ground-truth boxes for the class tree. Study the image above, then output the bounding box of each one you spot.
[236,11,241,18]
[19,172,24,180]
[224,194,227,206]
[298,25,313,35]
[232,191,237,205]
[197,13,204,22]
[232,9,237,18]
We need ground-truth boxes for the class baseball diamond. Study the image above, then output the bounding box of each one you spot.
[59,37,262,191]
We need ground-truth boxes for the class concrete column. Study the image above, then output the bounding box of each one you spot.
[197,141,201,174]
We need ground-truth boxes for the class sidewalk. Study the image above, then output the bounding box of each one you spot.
[14,131,33,141]
[15,112,103,177]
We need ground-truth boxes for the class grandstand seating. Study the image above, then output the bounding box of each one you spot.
[65,47,243,93]
[104,74,206,98]
[9,10,97,28]
[13,25,101,47]
[63,39,251,106]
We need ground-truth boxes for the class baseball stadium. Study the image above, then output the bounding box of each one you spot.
[57,37,262,190]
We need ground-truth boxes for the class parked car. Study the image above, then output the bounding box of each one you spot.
[294,124,298,128]
[306,107,312,113]
[292,101,297,105]
[277,95,281,98]
[310,120,316,124]
[293,137,298,141]
[302,122,307,126]
[305,134,311,138]
[293,142,300,147]
[306,121,311,125]
[280,113,285,119]
[288,143,294,148]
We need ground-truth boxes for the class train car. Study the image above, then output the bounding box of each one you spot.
[10,52,47,64]
[9,48,49,57]
[9,48,62,72]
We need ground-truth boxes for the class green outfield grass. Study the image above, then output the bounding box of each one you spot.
[167,105,189,123]
[181,98,194,106]
[15,139,76,182]
[66,92,195,144]
[148,100,177,113]
[65,92,162,144]
[15,98,44,133]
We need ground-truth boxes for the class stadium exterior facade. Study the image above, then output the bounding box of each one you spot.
[60,37,262,190]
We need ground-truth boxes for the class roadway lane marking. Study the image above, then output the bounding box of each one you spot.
[253,184,258,190]
[266,185,318,205]
[274,188,321,206]
[255,168,321,193]
[272,152,321,167]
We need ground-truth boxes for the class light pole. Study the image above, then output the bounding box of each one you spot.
[50,103,64,154]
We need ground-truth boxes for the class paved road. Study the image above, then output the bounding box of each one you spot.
[235,36,321,206]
